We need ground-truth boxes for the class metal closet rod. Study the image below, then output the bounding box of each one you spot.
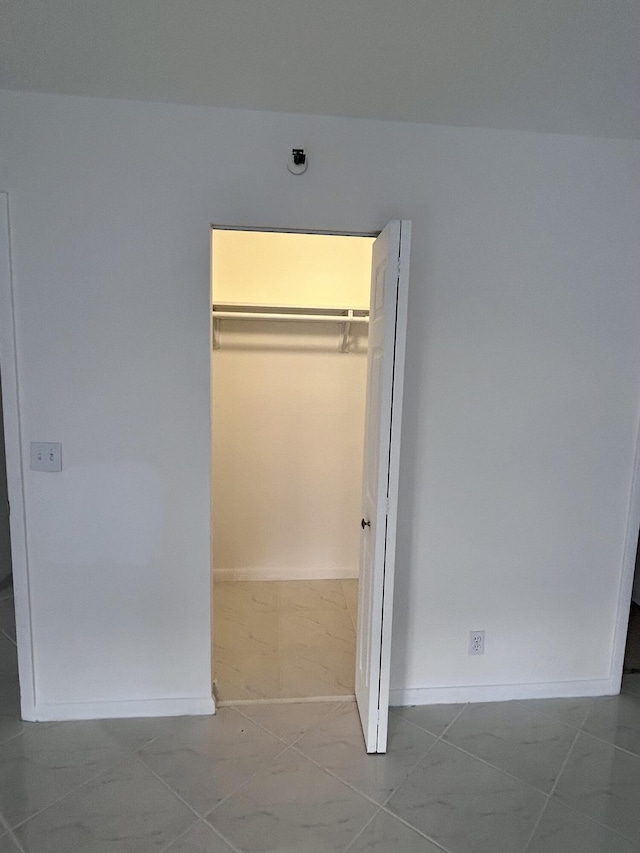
[211,304,369,323]
[211,303,369,352]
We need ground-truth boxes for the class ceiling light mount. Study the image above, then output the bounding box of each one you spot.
[287,148,308,175]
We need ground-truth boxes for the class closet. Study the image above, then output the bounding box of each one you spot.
[210,228,374,702]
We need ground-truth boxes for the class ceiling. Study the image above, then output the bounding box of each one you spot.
[1,0,639,140]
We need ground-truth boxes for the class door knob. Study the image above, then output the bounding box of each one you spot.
[361,518,371,529]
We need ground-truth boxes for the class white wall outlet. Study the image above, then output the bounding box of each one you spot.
[469,630,485,655]
[30,442,62,472]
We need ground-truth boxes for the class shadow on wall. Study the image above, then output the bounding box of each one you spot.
[633,533,640,607]
[0,371,12,588]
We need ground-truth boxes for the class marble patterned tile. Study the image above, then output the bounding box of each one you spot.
[515,696,595,729]
[277,580,350,613]
[208,746,377,853]
[0,715,23,748]
[345,809,445,852]
[234,700,341,744]
[0,600,16,644]
[213,582,278,619]
[280,609,356,656]
[0,719,130,826]
[0,639,17,680]
[280,647,355,698]
[582,693,640,756]
[622,674,640,697]
[137,708,286,815]
[526,798,638,853]
[443,700,577,792]
[0,673,19,710]
[387,740,547,853]
[162,820,237,852]
[98,715,184,751]
[214,608,278,660]
[213,580,358,701]
[553,732,640,842]
[213,646,282,701]
[341,579,359,626]
[390,703,465,737]
[14,755,197,853]
[0,833,21,853]
[213,606,280,697]
[296,701,436,804]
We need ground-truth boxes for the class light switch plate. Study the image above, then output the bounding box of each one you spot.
[30,442,62,472]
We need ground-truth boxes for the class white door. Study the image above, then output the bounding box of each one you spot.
[355,220,411,753]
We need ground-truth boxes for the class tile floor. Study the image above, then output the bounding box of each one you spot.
[2,591,640,851]
[213,580,358,702]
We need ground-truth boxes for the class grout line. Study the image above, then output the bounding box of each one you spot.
[133,755,235,828]
[287,743,389,810]
[232,697,344,748]
[5,720,198,836]
[156,820,207,853]
[0,727,27,749]
[377,803,456,853]
[379,736,441,809]
[0,811,26,852]
[532,786,640,846]
[8,749,134,834]
[547,727,582,801]
[519,763,574,852]
[203,742,295,817]
[131,753,206,823]
[429,735,555,799]
[2,826,26,853]
[389,703,468,740]
[575,727,640,760]
[200,815,247,853]
[437,703,468,738]
[341,807,383,852]
[0,630,17,647]
[511,698,594,731]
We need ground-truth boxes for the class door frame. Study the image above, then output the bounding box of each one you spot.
[209,222,385,700]
[0,191,37,719]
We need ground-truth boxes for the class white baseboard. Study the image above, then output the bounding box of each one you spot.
[389,678,614,707]
[214,566,359,582]
[25,696,216,722]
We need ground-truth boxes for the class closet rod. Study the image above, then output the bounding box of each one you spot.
[211,310,369,323]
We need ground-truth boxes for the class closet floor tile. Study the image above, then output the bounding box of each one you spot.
[213,579,357,702]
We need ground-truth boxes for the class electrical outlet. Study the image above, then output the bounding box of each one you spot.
[469,630,485,655]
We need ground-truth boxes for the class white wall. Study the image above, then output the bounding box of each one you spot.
[1,89,640,718]
[212,325,367,581]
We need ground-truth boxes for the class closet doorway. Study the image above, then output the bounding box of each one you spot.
[210,222,411,753]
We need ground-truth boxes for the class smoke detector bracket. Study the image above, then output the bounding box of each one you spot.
[288,148,308,174]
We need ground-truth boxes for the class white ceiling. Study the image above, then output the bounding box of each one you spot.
[1,0,639,140]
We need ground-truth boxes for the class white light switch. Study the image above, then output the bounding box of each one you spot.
[30,442,62,472]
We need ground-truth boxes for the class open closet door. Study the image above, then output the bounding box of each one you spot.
[356,220,411,754]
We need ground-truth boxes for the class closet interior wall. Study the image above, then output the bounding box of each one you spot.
[211,230,373,582]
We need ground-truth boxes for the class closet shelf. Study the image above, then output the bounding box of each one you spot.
[212,303,369,352]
